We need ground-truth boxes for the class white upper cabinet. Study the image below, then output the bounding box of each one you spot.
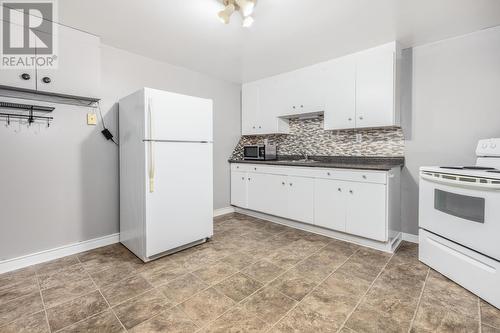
[355,42,399,128]
[36,24,100,98]
[0,18,36,90]
[241,79,289,135]
[0,19,100,98]
[323,56,356,130]
[241,82,260,135]
[240,41,401,134]
[279,65,326,116]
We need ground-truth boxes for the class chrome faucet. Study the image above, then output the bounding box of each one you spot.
[301,151,309,161]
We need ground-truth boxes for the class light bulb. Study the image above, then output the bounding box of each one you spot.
[236,0,256,17]
[242,15,254,28]
[218,3,235,24]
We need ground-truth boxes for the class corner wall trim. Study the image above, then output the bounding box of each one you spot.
[213,206,235,217]
[0,233,120,274]
[402,232,419,243]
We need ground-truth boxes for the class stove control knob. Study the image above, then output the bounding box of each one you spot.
[482,143,488,148]
[491,143,497,149]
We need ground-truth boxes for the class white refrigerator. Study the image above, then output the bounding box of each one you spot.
[119,88,213,262]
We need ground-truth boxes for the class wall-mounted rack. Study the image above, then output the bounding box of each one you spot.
[0,101,54,126]
[0,85,100,108]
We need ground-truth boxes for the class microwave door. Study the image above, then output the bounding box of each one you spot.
[244,146,260,160]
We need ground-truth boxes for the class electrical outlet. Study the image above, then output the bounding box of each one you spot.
[87,113,97,126]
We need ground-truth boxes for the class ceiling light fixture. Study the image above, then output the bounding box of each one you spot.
[218,0,256,27]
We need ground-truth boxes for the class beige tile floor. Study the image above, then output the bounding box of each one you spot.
[0,213,499,332]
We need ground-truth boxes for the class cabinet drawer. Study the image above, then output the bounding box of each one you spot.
[231,163,288,175]
[313,169,387,184]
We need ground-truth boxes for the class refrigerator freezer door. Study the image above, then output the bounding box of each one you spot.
[146,89,213,142]
[145,142,213,258]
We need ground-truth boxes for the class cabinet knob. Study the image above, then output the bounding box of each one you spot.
[282,181,285,185]
[359,116,364,120]
[349,190,353,194]
[362,175,367,179]
[258,126,262,129]
[241,177,245,180]
[254,167,257,171]
[248,178,251,181]
[252,126,256,129]
[289,183,293,186]
[21,73,31,80]
[348,118,352,121]
[338,188,342,192]
[42,76,51,84]
[300,105,304,108]
[327,172,331,176]
[292,106,296,109]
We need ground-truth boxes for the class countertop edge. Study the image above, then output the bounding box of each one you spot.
[228,159,404,171]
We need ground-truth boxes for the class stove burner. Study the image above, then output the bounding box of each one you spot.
[440,166,497,171]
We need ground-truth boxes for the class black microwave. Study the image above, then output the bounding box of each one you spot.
[243,144,277,160]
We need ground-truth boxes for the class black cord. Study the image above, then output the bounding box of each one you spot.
[96,102,118,146]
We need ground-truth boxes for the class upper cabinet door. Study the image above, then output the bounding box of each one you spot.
[355,42,397,128]
[241,79,289,135]
[258,77,283,134]
[36,23,100,98]
[323,56,356,130]
[242,82,260,135]
[280,65,325,116]
[0,18,36,90]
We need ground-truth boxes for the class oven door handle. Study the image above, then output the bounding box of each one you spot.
[421,173,500,190]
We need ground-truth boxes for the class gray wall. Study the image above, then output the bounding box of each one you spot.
[401,26,500,235]
[0,44,241,261]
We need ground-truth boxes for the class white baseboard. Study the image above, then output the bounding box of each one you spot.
[1,207,236,274]
[235,208,402,254]
[213,206,235,217]
[0,233,120,274]
[402,232,419,243]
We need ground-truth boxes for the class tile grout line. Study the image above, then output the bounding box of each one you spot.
[189,237,335,331]
[77,255,129,333]
[264,247,362,333]
[34,268,52,333]
[407,268,430,333]
[336,250,397,333]
[478,297,482,333]
[0,272,46,329]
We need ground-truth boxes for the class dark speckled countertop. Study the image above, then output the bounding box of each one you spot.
[229,155,404,171]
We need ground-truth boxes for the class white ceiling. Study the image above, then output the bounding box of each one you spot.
[58,0,500,83]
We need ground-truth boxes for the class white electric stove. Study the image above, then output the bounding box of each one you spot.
[419,138,500,309]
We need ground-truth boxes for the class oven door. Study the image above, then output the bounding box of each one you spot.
[419,172,500,260]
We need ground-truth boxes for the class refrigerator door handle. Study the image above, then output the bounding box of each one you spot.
[148,97,155,193]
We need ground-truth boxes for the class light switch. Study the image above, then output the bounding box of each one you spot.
[87,113,97,126]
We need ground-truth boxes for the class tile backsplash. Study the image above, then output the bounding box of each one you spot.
[231,116,405,159]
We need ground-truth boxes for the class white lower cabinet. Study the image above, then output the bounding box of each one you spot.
[247,173,287,217]
[231,163,399,243]
[314,179,349,232]
[286,176,314,224]
[230,171,248,208]
[345,181,387,242]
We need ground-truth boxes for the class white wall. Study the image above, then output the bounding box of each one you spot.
[0,44,241,261]
[401,26,500,235]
